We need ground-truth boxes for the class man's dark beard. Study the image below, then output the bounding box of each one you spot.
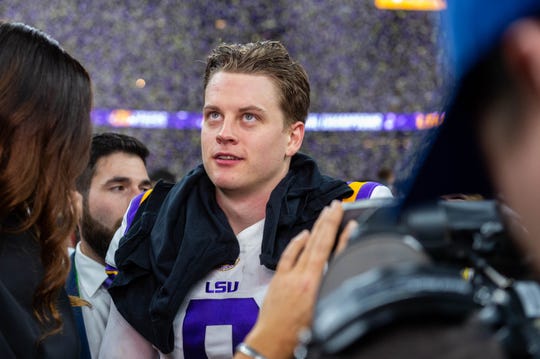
[80,205,121,262]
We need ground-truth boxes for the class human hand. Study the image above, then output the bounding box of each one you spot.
[237,200,358,359]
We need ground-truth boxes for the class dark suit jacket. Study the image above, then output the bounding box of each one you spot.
[66,251,92,359]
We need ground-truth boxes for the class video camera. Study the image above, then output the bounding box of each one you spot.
[304,199,540,358]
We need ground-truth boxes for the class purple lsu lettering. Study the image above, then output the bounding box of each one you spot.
[205,281,239,293]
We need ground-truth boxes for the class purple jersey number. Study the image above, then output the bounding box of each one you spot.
[183,298,259,358]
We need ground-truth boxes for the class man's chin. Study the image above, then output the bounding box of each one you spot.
[81,216,118,262]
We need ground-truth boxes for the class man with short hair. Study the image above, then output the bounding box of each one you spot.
[66,132,152,358]
[100,41,353,358]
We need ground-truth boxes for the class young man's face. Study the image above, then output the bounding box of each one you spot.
[201,71,304,197]
[82,151,151,259]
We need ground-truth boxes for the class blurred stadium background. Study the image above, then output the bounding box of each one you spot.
[0,0,448,194]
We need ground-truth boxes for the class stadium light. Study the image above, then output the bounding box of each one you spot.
[375,0,446,11]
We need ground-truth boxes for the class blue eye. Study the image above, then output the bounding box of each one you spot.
[243,113,256,122]
[203,111,221,121]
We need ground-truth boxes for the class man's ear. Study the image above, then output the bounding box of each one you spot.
[71,190,84,221]
[503,18,540,96]
[285,121,305,157]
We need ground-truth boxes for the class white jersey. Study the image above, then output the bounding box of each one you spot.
[170,219,271,358]
[100,219,272,359]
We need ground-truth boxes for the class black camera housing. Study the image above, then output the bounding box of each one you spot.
[307,200,540,358]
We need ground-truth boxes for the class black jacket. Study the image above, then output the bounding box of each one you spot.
[0,217,80,358]
[109,153,352,354]
[65,252,92,359]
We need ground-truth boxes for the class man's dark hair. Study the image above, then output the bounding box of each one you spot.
[75,132,149,194]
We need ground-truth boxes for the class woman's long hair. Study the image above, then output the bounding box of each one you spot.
[0,22,92,336]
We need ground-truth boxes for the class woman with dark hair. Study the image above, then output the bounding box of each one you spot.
[0,22,93,357]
